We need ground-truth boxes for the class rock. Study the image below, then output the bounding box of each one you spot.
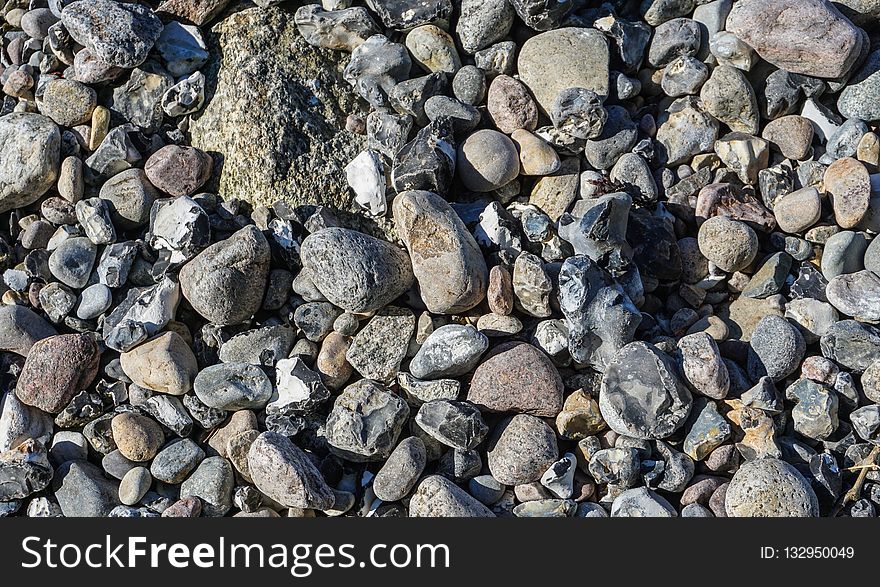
[825,157,870,229]
[678,332,729,399]
[487,75,538,134]
[111,413,164,463]
[821,320,880,372]
[324,380,410,462]
[512,251,553,317]
[119,332,198,396]
[725,458,819,517]
[398,373,460,406]
[247,431,334,509]
[786,378,839,440]
[294,5,379,51]
[661,55,709,97]
[0,440,53,501]
[144,145,213,197]
[821,230,867,280]
[850,405,880,443]
[0,305,57,357]
[725,0,864,79]
[838,49,880,121]
[785,298,839,344]
[391,118,456,194]
[747,315,806,381]
[648,18,701,68]
[188,6,367,210]
[179,225,270,326]
[409,474,495,517]
[487,415,557,485]
[517,27,610,114]
[61,0,163,68]
[714,133,770,184]
[393,191,488,313]
[15,334,99,414]
[410,324,488,379]
[344,34,411,106]
[611,487,677,517]
[156,20,208,76]
[762,115,814,161]
[193,363,272,411]
[0,113,60,214]
[53,460,120,517]
[599,341,693,440]
[39,79,97,128]
[179,456,234,517]
[150,439,204,484]
[345,307,415,382]
[773,186,821,233]
[583,106,639,171]
[119,467,152,506]
[156,0,231,26]
[511,130,561,176]
[147,197,210,264]
[589,447,640,488]
[415,400,488,450]
[300,228,414,313]
[373,436,426,501]
[530,157,580,220]
[683,399,731,460]
[555,390,606,440]
[405,25,460,74]
[344,150,385,217]
[656,96,719,166]
[826,270,880,323]
[99,169,158,230]
[697,216,758,273]
[162,71,207,117]
[457,129,520,192]
[456,0,514,54]
[741,252,792,299]
[699,65,759,135]
[467,342,563,417]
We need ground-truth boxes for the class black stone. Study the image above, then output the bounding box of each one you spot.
[391,118,456,195]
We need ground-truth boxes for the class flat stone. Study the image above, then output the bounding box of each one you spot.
[826,270,880,323]
[373,436,426,502]
[345,307,415,382]
[120,332,198,396]
[193,363,272,411]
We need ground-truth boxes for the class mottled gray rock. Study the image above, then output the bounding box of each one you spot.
[189,6,367,210]
[725,458,819,517]
[300,228,414,313]
[0,113,61,214]
[786,378,839,440]
[99,169,158,230]
[247,431,334,509]
[415,400,488,450]
[294,5,379,52]
[324,380,410,462]
[683,399,731,461]
[193,363,272,411]
[179,225,270,326]
[61,0,163,69]
[699,65,759,135]
[589,447,640,488]
[0,305,57,357]
[599,341,693,440]
[821,320,880,372]
[826,270,880,323]
[456,0,514,54]
[218,325,295,366]
[372,436,426,501]
[39,78,97,128]
[345,307,415,382]
[611,487,677,517]
[697,216,758,273]
[457,129,520,192]
[409,324,488,379]
[179,456,234,517]
[53,460,120,517]
[344,34,411,106]
[150,439,204,485]
[656,96,719,166]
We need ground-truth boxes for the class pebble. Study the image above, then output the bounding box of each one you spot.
[405,25,460,74]
[150,438,204,484]
[0,305,57,356]
[611,487,677,517]
[825,157,871,229]
[821,230,868,279]
[324,380,409,462]
[826,270,880,322]
[16,334,100,414]
[467,342,563,417]
[487,415,558,485]
[410,324,488,379]
[179,456,234,517]
[697,216,758,273]
[456,0,514,54]
[747,315,806,382]
[409,474,494,517]
[111,412,164,462]
[373,436,427,502]
[762,115,814,161]
[120,332,198,396]
[193,363,272,411]
[415,400,488,450]
[0,113,61,214]
[247,431,334,509]
[599,341,692,440]
[118,467,151,506]
[700,65,759,135]
[144,145,213,197]
[773,186,821,233]
[345,307,414,382]
[61,0,163,68]
[725,458,819,517]
[393,191,487,313]
[457,129,520,192]
[300,228,413,313]
[53,460,120,517]
[39,79,97,128]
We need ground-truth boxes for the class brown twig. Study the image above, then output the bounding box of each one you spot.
[833,445,880,517]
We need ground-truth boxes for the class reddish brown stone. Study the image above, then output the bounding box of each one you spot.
[487,264,513,316]
[144,145,213,197]
[161,496,202,517]
[467,341,563,417]
[15,333,100,413]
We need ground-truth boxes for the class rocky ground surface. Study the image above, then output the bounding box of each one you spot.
[2,0,880,518]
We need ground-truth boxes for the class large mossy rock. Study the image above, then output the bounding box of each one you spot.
[190,3,366,210]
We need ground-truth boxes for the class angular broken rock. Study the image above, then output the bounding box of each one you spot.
[345,307,415,383]
[324,380,410,462]
[294,4,380,51]
[268,357,331,416]
[599,341,693,439]
[415,400,488,450]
